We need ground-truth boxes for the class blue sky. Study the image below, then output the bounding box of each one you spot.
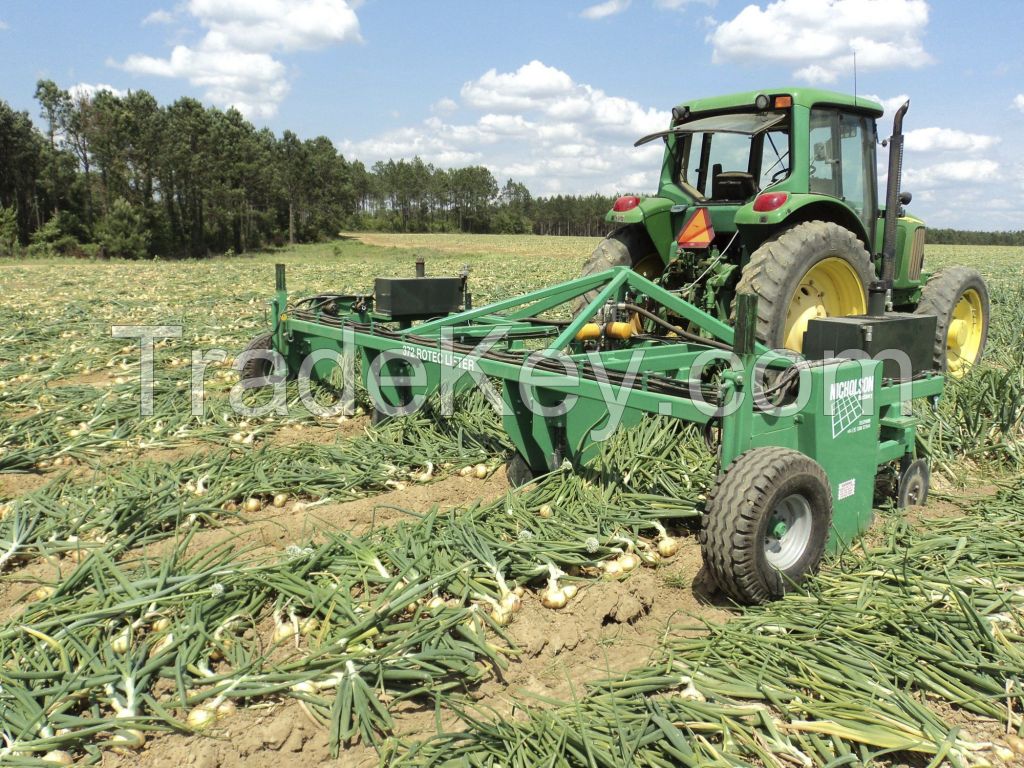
[1,0,1022,229]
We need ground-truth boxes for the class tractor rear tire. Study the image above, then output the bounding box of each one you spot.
[573,226,661,315]
[913,266,989,377]
[700,447,832,604]
[735,221,873,351]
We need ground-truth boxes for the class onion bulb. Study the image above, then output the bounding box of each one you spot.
[656,536,680,558]
[537,503,553,519]
[426,596,447,611]
[110,728,146,752]
[273,616,298,643]
[540,563,569,609]
[540,587,567,609]
[637,546,662,566]
[1007,735,1024,755]
[151,617,172,633]
[31,586,55,601]
[299,616,319,636]
[272,493,288,508]
[42,751,73,765]
[473,463,489,479]
[149,633,174,658]
[187,704,218,730]
[111,627,131,654]
[458,465,474,477]
[243,497,262,513]
[500,591,522,614]
[412,462,434,483]
[617,552,642,573]
[489,603,512,626]
[602,559,623,578]
[562,584,579,600]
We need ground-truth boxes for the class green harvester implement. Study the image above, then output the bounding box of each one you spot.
[244,263,941,604]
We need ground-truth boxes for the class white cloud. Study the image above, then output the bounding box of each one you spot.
[0,19,8,30]
[903,159,1000,189]
[461,60,574,111]
[581,0,630,19]
[68,83,127,101]
[1014,94,1024,113]
[904,127,1000,153]
[709,0,931,84]
[117,0,361,118]
[340,60,669,195]
[861,93,909,118]
[431,97,458,114]
[142,9,175,25]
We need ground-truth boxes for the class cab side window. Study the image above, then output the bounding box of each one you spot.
[809,108,839,197]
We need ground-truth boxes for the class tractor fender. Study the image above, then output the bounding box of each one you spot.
[734,193,873,256]
[604,196,677,264]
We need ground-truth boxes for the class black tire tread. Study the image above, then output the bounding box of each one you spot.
[734,220,873,348]
[573,226,657,315]
[238,332,274,383]
[700,446,830,604]
[913,266,990,372]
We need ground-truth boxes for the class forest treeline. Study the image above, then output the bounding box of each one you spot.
[1,82,1020,258]
[0,82,615,259]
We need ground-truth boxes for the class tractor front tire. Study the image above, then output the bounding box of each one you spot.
[736,221,873,351]
[574,226,661,315]
[700,447,833,604]
[914,266,989,377]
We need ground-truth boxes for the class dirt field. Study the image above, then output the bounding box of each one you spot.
[2,234,1023,767]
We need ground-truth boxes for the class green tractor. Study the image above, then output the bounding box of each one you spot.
[583,88,989,375]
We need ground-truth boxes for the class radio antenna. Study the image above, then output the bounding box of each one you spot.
[853,50,858,107]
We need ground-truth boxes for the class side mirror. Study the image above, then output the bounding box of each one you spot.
[899,191,913,206]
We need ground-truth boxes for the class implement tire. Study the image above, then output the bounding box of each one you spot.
[573,226,662,315]
[237,332,284,388]
[700,447,832,604]
[736,220,873,352]
[913,266,989,377]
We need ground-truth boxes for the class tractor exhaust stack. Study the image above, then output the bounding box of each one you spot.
[870,100,910,316]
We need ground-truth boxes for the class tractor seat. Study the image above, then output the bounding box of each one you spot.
[712,172,757,202]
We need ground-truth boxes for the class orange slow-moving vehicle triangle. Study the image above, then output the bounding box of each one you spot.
[677,207,714,248]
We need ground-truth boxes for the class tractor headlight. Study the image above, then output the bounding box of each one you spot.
[754,94,770,111]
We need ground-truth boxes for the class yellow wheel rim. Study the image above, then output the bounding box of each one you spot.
[783,257,866,351]
[946,288,984,377]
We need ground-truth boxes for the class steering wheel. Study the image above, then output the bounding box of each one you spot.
[770,167,789,183]
[808,163,817,178]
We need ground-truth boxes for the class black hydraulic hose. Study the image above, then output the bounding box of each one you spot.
[616,303,734,352]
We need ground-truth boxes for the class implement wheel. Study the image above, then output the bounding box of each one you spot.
[573,226,662,315]
[897,457,930,508]
[736,221,873,352]
[700,447,832,604]
[237,332,284,388]
[914,267,989,377]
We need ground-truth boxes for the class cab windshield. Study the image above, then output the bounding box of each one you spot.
[670,111,791,202]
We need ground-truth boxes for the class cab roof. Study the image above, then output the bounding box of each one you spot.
[675,88,884,119]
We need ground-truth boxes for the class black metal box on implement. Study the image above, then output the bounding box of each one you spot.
[374,277,463,321]
[803,314,938,380]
